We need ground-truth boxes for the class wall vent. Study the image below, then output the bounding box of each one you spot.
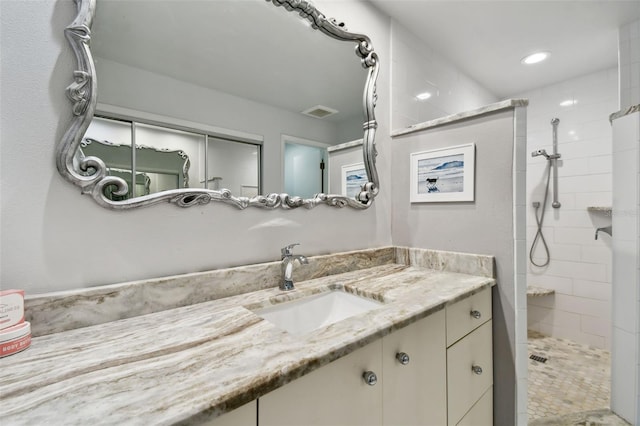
[301,105,338,119]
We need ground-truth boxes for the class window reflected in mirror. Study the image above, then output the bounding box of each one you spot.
[206,137,260,196]
[81,116,261,200]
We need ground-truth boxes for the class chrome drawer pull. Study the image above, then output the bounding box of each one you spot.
[363,371,378,386]
[396,352,410,365]
[472,365,483,375]
[470,310,482,319]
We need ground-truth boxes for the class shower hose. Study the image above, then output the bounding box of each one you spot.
[529,162,551,267]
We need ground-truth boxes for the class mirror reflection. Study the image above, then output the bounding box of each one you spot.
[58,0,379,209]
[89,0,365,200]
[83,117,260,200]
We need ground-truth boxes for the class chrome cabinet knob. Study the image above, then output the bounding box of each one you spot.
[470,310,482,319]
[396,352,410,365]
[472,365,483,375]
[363,371,378,386]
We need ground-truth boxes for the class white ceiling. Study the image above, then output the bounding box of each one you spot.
[368,0,640,98]
[91,0,640,121]
[92,0,365,125]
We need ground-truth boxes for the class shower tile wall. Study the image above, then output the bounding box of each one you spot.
[610,110,640,423]
[390,19,497,131]
[515,68,618,349]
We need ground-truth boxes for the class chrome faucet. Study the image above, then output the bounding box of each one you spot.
[595,225,612,240]
[280,243,308,291]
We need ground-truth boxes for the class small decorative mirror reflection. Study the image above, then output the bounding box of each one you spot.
[58,0,379,210]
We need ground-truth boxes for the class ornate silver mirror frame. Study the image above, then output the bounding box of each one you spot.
[57,0,379,210]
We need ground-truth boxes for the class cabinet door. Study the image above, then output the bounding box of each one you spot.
[382,310,446,426]
[259,339,383,426]
[447,320,493,425]
[203,401,256,426]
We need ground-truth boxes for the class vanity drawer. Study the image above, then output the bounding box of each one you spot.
[446,286,491,347]
[456,386,493,426]
[446,320,493,426]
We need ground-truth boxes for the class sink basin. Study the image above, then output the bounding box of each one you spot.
[254,290,382,335]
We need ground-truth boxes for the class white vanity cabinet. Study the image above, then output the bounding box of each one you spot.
[259,339,383,426]
[205,401,256,426]
[445,287,493,426]
[382,310,447,425]
[259,310,446,426]
[211,287,492,426]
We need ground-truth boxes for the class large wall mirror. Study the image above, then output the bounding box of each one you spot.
[58,0,379,210]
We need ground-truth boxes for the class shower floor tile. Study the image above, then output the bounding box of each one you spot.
[528,330,614,422]
[528,409,630,426]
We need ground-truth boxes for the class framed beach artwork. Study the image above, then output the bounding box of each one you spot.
[341,163,368,198]
[410,143,475,203]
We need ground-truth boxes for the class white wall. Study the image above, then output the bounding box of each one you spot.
[514,68,617,349]
[390,19,498,131]
[0,0,393,294]
[95,57,337,195]
[610,110,640,424]
[610,18,640,424]
[619,19,640,110]
[391,107,527,424]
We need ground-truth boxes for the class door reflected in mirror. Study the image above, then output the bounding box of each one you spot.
[283,137,330,199]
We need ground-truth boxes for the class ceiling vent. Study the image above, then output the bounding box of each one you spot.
[301,105,338,119]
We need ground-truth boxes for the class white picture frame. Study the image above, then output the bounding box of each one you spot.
[341,163,367,198]
[410,143,475,203]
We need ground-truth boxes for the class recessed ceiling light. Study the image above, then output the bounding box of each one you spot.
[416,92,432,101]
[521,51,550,65]
[559,99,577,107]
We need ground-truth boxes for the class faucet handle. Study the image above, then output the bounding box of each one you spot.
[281,243,300,258]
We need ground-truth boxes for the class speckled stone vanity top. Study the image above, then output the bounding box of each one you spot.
[0,247,495,425]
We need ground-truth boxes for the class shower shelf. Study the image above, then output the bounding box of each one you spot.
[527,286,555,297]
[587,206,612,216]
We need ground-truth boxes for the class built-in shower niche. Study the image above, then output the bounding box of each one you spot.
[587,206,613,241]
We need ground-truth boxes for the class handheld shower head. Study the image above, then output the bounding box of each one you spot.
[531,149,550,159]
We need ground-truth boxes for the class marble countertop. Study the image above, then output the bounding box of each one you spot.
[609,104,639,122]
[391,98,529,137]
[0,262,494,425]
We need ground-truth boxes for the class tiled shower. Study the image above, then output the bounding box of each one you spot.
[516,67,619,422]
[521,17,640,424]
[519,67,618,350]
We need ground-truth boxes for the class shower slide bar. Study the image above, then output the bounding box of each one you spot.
[529,118,562,267]
[531,118,561,208]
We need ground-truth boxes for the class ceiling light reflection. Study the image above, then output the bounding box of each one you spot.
[521,51,550,65]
